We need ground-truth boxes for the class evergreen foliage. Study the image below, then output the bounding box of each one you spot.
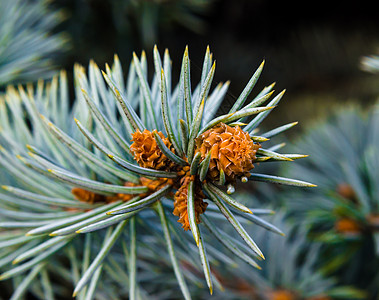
[0,0,68,87]
[0,46,312,299]
[284,105,379,298]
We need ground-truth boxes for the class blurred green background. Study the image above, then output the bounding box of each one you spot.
[3,0,379,131]
[49,0,379,131]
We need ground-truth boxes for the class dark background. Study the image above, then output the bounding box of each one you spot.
[52,0,379,131]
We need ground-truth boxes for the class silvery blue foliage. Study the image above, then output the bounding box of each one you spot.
[0,0,68,86]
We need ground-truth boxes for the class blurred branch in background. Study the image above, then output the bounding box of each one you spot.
[52,0,215,70]
[0,0,69,87]
[112,0,212,48]
[283,105,379,298]
[361,55,379,73]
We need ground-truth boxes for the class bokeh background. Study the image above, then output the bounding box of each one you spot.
[3,0,379,130]
[51,0,379,131]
